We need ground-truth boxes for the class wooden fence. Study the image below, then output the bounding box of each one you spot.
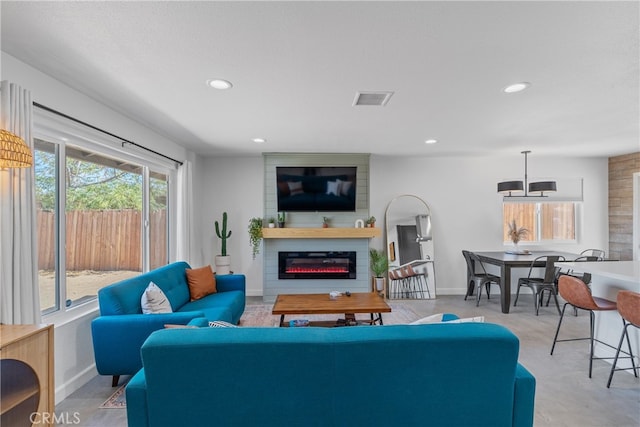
[37,210,167,271]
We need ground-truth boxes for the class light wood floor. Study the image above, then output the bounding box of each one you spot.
[56,295,639,426]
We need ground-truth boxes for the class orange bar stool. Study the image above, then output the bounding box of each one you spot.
[550,275,618,378]
[388,268,404,298]
[607,290,640,388]
[405,264,430,298]
[401,266,414,298]
[387,269,398,298]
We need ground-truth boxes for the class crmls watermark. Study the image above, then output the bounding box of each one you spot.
[30,412,81,425]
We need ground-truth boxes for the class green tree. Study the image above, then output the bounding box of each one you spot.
[35,151,148,211]
[35,150,167,211]
[64,158,142,210]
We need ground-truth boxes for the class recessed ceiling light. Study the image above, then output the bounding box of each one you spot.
[424,139,438,144]
[252,138,266,144]
[503,82,530,93]
[206,79,233,90]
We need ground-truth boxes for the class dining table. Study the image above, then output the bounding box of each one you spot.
[468,250,583,314]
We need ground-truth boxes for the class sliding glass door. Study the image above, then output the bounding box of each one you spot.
[35,139,170,314]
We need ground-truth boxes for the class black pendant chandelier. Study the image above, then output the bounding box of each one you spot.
[497,151,557,197]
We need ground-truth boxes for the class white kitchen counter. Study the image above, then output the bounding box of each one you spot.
[556,261,640,286]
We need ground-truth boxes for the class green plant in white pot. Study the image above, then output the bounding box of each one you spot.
[214,212,232,274]
[369,248,389,294]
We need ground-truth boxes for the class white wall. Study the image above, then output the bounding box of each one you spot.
[369,154,609,294]
[199,154,609,296]
[2,49,610,401]
[199,156,264,296]
[1,52,199,402]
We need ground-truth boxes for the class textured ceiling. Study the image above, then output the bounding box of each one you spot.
[1,1,638,158]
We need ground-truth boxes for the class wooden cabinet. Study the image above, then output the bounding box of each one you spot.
[1,324,54,427]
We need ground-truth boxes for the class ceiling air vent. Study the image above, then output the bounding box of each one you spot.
[352,91,394,107]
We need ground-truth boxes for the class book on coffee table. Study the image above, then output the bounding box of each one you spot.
[289,319,310,327]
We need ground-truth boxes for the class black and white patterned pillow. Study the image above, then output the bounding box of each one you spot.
[208,320,238,328]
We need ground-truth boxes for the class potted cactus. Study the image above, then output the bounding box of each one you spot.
[214,212,232,275]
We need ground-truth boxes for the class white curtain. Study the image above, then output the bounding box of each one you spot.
[175,160,193,264]
[0,81,41,324]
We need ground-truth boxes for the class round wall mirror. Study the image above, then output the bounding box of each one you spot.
[385,194,436,299]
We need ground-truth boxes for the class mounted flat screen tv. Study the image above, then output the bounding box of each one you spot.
[276,166,357,212]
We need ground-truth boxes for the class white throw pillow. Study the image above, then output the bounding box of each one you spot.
[409,313,485,325]
[336,179,353,196]
[326,180,341,196]
[409,313,447,324]
[446,316,485,324]
[141,281,172,314]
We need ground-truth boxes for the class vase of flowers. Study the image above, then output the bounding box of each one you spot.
[507,220,528,254]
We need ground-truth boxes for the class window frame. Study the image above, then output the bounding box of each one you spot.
[34,108,175,319]
[502,199,580,246]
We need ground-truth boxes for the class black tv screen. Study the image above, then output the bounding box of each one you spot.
[276,166,357,212]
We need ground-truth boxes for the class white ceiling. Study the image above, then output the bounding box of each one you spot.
[1,1,638,158]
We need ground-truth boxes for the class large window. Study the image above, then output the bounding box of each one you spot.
[503,202,577,244]
[35,136,171,315]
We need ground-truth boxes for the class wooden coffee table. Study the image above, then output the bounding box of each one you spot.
[272,292,391,327]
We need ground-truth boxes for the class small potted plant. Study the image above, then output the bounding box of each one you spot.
[366,216,376,228]
[322,216,330,228]
[267,217,276,228]
[214,212,232,274]
[248,217,263,259]
[277,211,286,228]
[369,248,389,294]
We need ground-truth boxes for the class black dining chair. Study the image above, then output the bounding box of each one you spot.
[558,255,599,285]
[514,255,565,315]
[580,249,605,261]
[462,250,501,307]
[550,255,598,313]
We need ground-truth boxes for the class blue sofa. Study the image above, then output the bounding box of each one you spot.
[126,323,535,427]
[91,261,245,386]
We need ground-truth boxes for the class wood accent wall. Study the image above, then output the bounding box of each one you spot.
[608,152,640,260]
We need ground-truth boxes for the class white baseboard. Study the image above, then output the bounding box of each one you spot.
[55,364,98,404]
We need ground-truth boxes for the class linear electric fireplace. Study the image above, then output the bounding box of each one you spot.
[279,251,357,280]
